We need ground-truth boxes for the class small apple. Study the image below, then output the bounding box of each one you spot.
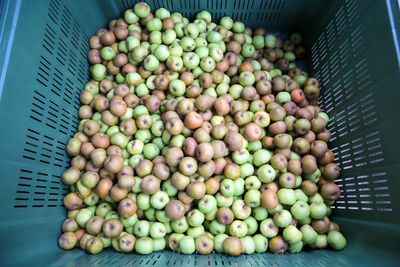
[273,210,292,228]
[240,236,255,254]
[277,188,297,205]
[76,208,93,228]
[180,36,196,51]
[135,237,153,254]
[229,220,248,237]
[179,236,196,254]
[283,225,303,244]
[253,234,269,252]
[150,191,169,209]
[220,179,235,197]
[200,56,216,72]
[216,193,234,207]
[244,189,261,208]
[187,225,205,238]
[150,222,166,239]
[134,220,150,237]
[232,199,251,219]
[183,52,200,69]
[291,200,310,220]
[300,224,318,244]
[310,203,328,219]
[327,231,346,250]
[187,208,205,227]
[289,241,303,253]
[243,216,258,235]
[253,150,272,167]
[214,233,228,253]
[257,164,276,183]
[171,216,189,233]
[210,220,226,235]
[252,206,269,221]
[198,194,217,214]
[153,238,166,251]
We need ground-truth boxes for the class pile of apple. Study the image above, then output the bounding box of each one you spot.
[58,2,347,256]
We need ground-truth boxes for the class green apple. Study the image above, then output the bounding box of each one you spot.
[310,203,328,219]
[257,164,276,183]
[220,179,235,197]
[183,52,200,69]
[244,189,261,208]
[134,220,150,237]
[300,224,318,244]
[240,236,255,254]
[150,222,166,239]
[150,191,169,209]
[244,216,258,235]
[216,193,234,207]
[198,194,217,214]
[187,225,205,238]
[252,206,268,221]
[233,178,245,196]
[277,188,297,205]
[229,220,248,237]
[135,237,153,254]
[179,236,196,254]
[171,217,189,234]
[289,241,303,253]
[187,209,205,227]
[210,220,226,235]
[214,234,228,253]
[162,29,177,45]
[283,225,303,244]
[260,218,278,238]
[327,231,346,250]
[232,199,251,219]
[273,210,292,228]
[153,238,166,251]
[291,200,310,220]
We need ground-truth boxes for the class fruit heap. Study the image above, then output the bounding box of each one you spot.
[58,2,347,255]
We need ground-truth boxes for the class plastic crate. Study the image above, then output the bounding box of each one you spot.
[0,0,399,266]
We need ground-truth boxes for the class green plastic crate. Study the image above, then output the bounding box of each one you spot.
[0,0,399,266]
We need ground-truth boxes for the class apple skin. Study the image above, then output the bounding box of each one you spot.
[220,179,236,197]
[291,200,310,220]
[214,233,228,253]
[240,236,256,254]
[310,202,328,219]
[244,189,261,208]
[311,234,327,249]
[273,210,292,228]
[134,220,150,237]
[76,208,93,228]
[179,236,196,254]
[277,188,297,205]
[289,241,303,253]
[187,208,205,227]
[135,237,154,254]
[150,222,166,239]
[327,231,346,250]
[252,206,269,221]
[260,218,279,238]
[187,225,205,238]
[283,225,303,244]
[232,199,251,220]
[257,164,276,183]
[171,216,189,233]
[300,224,318,244]
[153,238,166,251]
[198,194,217,214]
[229,220,248,237]
[253,234,269,253]
[244,216,258,236]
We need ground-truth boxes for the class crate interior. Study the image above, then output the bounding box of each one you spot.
[0,0,399,266]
